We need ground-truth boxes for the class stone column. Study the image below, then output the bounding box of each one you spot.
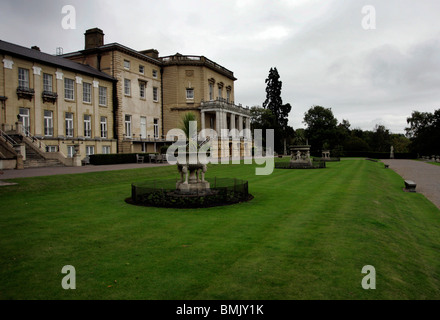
[238,115,243,138]
[245,117,251,139]
[230,113,236,138]
[200,110,205,139]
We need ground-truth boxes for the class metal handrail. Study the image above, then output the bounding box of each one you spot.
[0,129,17,147]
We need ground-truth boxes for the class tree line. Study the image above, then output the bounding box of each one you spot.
[251,67,439,157]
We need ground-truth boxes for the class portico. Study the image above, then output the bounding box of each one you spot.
[200,98,252,159]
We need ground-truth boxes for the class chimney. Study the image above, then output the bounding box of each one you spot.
[140,49,159,59]
[84,28,104,50]
[31,46,40,51]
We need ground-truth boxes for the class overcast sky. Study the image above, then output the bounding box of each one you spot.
[1,0,440,134]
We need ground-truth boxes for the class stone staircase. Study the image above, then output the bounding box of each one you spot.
[23,144,64,168]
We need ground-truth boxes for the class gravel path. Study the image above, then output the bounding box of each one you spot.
[382,159,440,209]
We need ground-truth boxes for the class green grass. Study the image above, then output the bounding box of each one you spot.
[1,159,440,299]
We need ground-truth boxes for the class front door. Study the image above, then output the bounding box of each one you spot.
[19,108,30,135]
[140,116,147,139]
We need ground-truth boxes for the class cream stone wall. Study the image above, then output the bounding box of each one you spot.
[161,63,235,135]
[0,54,117,158]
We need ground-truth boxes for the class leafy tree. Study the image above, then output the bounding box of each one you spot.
[369,124,392,153]
[303,105,338,152]
[405,109,440,155]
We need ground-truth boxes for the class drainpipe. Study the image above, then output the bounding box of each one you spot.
[160,66,164,140]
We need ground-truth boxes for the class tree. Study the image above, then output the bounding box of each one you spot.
[370,124,392,153]
[262,67,293,153]
[405,109,440,155]
[303,105,338,152]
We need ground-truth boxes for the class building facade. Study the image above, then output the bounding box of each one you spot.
[0,39,117,168]
[160,53,252,158]
[62,28,164,154]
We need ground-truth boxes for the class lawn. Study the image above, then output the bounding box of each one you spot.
[1,158,440,300]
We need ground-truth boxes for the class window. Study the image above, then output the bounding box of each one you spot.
[124,79,131,96]
[227,90,231,103]
[152,70,158,78]
[124,60,130,69]
[99,86,107,106]
[18,68,30,89]
[139,65,144,74]
[43,74,53,92]
[83,82,91,103]
[209,83,214,100]
[85,146,95,156]
[186,88,194,100]
[44,110,53,137]
[46,145,57,152]
[84,115,91,138]
[125,115,132,138]
[139,82,146,99]
[65,112,74,137]
[100,116,107,138]
[153,87,158,102]
[153,118,159,139]
[218,87,222,99]
[67,146,75,158]
[64,78,74,100]
[102,146,111,154]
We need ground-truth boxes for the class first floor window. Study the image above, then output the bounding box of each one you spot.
[124,79,131,96]
[100,116,107,138]
[83,82,92,103]
[99,86,107,106]
[125,115,132,137]
[44,110,53,136]
[65,112,74,137]
[18,68,30,89]
[67,146,75,158]
[85,146,95,156]
[153,87,158,102]
[139,82,146,99]
[64,78,74,100]
[227,90,231,103]
[43,73,53,92]
[102,146,111,154]
[84,115,91,138]
[153,118,159,139]
[209,83,214,100]
[186,88,194,100]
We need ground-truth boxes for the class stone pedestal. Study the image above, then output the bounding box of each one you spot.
[290,145,312,167]
[176,153,211,194]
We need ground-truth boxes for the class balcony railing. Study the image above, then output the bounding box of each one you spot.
[200,98,251,115]
[42,91,58,103]
[16,87,35,101]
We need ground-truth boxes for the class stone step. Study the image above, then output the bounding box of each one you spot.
[24,158,64,168]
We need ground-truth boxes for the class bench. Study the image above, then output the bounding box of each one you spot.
[404,180,417,192]
[384,164,389,169]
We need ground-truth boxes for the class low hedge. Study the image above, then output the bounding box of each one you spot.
[89,153,157,165]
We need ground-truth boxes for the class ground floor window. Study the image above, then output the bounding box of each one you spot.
[102,146,111,154]
[46,145,58,152]
[86,146,95,156]
[67,145,75,158]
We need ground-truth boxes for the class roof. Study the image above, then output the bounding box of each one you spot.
[61,42,162,66]
[0,39,116,82]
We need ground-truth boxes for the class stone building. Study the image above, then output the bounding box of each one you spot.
[62,28,164,154]
[160,53,252,158]
[65,28,252,158]
[0,39,117,168]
